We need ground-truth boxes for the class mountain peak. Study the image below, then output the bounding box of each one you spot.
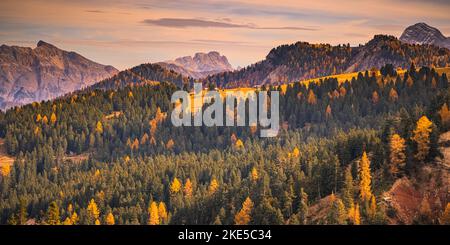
[158,51,233,79]
[36,40,58,49]
[0,42,118,110]
[400,23,449,49]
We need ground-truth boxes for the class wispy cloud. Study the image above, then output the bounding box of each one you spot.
[142,18,317,31]
[85,9,106,13]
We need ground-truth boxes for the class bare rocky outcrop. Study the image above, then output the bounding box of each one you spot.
[400,22,450,50]
[0,41,118,110]
[158,51,233,79]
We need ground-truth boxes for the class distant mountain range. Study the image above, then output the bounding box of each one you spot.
[1,23,450,110]
[400,22,450,50]
[0,41,118,110]
[158,51,233,79]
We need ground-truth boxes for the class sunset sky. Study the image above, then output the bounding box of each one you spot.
[1,0,449,70]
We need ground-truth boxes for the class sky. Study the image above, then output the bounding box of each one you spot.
[1,0,450,70]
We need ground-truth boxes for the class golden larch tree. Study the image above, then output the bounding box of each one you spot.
[372,91,379,104]
[50,113,57,124]
[292,147,300,158]
[234,197,254,225]
[307,90,317,105]
[170,177,181,194]
[411,116,433,162]
[354,203,361,225]
[325,105,332,118]
[440,203,450,225]
[235,139,244,148]
[70,211,79,225]
[339,87,347,97]
[106,212,115,225]
[359,151,372,202]
[250,167,259,182]
[406,75,414,87]
[208,178,219,195]
[184,178,193,198]
[158,202,168,224]
[166,139,175,150]
[368,196,377,219]
[148,201,159,225]
[389,134,406,176]
[87,199,100,225]
[96,121,103,133]
[46,201,60,225]
[0,164,11,177]
[389,88,398,102]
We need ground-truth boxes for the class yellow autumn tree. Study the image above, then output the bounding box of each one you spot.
[96,121,103,133]
[42,115,48,124]
[307,90,317,105]
[440,203,450,225]
[36,114,42,122]
[70,211,79,225]
[235,139,244,148]
[208,178,219,195]
[158,202,168,224]
[62,217,73,225]
[170,177,181,194]
[292,147,300,158]
[184,178,193,198]
[50,113,57,124]
[338,87,347,97]
[166,139,175,150]
[411,116,433,162]
[389,134,406,176]
[250,167,258,182]
[372,91,379,104]
[87,199,100,225]
[325,105,332,118]
[0,164,11,177]
[148,201,159,225]
[389,88,398,102]
[354,203,361,225]
[359,151,372,202]
[106,212,115,225]
[368,196,377,219]
[46,201,60,225]
[406,75,414,87]
[234,197,254,225]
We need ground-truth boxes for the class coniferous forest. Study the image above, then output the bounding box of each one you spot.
[1,63,449,225]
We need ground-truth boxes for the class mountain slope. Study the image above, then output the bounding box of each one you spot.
[91,63,192,90]
[158,51,233,79]
[400,22,450,50]
[203,35,450,88]
[0,41,118,110]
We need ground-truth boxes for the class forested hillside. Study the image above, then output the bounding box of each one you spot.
[0,64,449,225]
[91,63,195,91]
[202,35,450,88]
